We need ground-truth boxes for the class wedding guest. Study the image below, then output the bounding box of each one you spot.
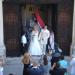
[21,33,27,54]
[22,52,31,75]
[42,55,51,75]
[49,62,66,75]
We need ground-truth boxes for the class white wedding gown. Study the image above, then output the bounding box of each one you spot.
[28,30,42,55]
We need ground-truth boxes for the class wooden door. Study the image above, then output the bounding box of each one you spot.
[3,3,22,57]
[40,4,73,55]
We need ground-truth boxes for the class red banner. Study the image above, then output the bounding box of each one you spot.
[34,10,45,28]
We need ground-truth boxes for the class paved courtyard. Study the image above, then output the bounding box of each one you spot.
[4,57,24,75]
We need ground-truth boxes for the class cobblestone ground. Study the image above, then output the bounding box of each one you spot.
[3,56,71,75]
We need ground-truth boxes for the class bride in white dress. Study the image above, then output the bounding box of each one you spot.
[28,26,42,56]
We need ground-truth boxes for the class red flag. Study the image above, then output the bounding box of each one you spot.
[34,10,45,28]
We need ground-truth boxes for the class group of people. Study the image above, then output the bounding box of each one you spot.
[21,12,68,75]
[21,23,70,75]
[22,51,51,75]
[21,25,55,56]
[22,50,75,75]
[22,51,68,75]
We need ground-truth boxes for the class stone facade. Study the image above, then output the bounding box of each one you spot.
[0,0,75,57]
[70,0,75,56]
[0,0,6,63]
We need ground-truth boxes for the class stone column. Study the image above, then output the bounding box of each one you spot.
[70,0,75,56]
[0,0,6,63]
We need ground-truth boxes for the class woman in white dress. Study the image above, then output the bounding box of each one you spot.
[28,26,42,56]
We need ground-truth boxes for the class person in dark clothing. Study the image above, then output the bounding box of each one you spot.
[29,66,44,75]
[23,63,31,75]
[46,37,52,54]
[42,55,51,75]
[22,52,32,75]
[9,74,13,75]
[49,62,66,75]
[51,42,62,66]
[22,51,43,75]
[51,54,60,66]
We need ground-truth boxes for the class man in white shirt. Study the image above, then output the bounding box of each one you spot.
[39,26,50,55]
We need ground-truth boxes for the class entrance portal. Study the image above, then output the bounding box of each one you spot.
[3,2,73,56]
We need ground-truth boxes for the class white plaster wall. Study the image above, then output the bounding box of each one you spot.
[0,0,4,46]
[70,0,75,56]
[72,0,75,45]
[0,0,6,58]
